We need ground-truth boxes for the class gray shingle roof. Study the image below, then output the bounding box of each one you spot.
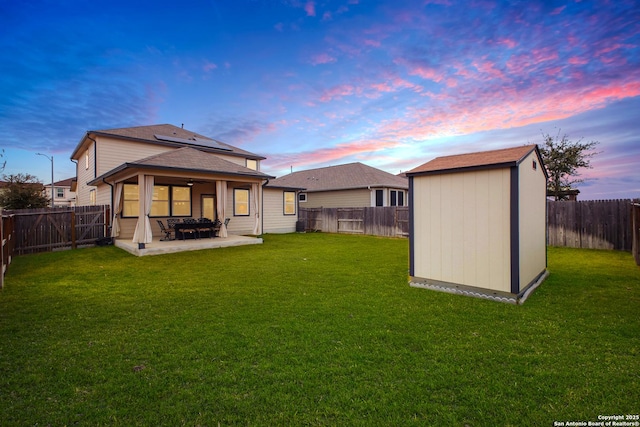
[73,124,265,160]
[268,162,408,192]
[89,147,273,185]
[406,145,539,175]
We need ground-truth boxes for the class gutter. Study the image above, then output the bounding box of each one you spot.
[87,134,98,180]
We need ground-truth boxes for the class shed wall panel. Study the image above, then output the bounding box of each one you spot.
[412,168,511,292]
[518,151,547,286]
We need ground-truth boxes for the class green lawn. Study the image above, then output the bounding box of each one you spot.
[1,233,638,426]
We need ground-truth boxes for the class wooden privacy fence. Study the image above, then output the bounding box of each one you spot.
[547,199,635,251]
[2,205,110,256]
[299,206,409,238]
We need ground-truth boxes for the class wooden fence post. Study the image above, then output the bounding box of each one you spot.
[631,203,640,265]
[71,210,77,250]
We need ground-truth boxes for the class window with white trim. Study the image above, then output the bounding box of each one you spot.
[234,188,250,216]
[246,159,258,170]
[284,191,296,215]
[123,184,191,217]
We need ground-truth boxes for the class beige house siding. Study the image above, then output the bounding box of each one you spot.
[301,188,371,208]
[97,137,169,176]
[263,188,298,233]
[76,142,96,206]
[518,151,547,287]
[412,168,511,293]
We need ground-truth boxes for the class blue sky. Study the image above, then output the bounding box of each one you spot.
[1,0,639,199]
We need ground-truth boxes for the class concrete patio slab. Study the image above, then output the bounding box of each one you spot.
[114,235,262,256]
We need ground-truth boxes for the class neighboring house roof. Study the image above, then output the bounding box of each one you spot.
[406,144,547,177]
[268,162,409,192]
[88,147,273,185]
[45,177,75,187]
[71,124,265,160]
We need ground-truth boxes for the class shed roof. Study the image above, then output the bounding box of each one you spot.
[406,145,542,176]
[88,147,273,185]
[268,162,408,192]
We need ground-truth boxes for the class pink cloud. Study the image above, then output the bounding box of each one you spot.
[551,5,566,15]
[305,1,316,17]
[203,61,217,72]
[310,53,337,65]
[497,38,517,49]
[568,56,588,65]
[265,138,402,172]
[319,84,357,102]
[376,81,640,143]
[407,65,444,82]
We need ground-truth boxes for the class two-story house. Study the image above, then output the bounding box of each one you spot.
[42,177,76,207]
[70,124,300,245]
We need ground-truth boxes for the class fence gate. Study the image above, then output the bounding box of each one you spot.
[4,205,110,255]
[338,208,364,234]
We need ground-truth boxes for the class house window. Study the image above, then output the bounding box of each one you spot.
[375,189,384,207]
[85,150,89,170]
[123,184,191,217]
[299,193,307,202]
[89,189,96,206]
[533,160,537,170]
[390,190,405,207]
[234,188,250,216]
[172,186,191,217]
[123,184,139,216]
[56,188,64,198]
[246,159,258,170]
[284,191,296,215]
[150,185,170,217]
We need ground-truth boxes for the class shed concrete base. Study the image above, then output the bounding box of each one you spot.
[409,270,549,305]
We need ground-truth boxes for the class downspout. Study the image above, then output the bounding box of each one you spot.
[103,178,114,238]
[87,134,98,180]
[70,159,78,207]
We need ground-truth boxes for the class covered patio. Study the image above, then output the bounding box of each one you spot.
[114,234,263,257]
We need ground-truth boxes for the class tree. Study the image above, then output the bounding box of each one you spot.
[0,173,50,209]
[538,131,600,201]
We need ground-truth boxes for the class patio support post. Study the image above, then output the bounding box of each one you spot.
[132,174,154,248]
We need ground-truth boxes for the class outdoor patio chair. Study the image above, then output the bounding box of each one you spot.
[157,220,175,241]
[167,218,180,229]
[196,218,215,238]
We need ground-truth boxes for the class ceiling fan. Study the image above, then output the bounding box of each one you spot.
[185,178,210,186]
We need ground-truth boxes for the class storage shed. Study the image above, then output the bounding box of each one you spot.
[406,145,548,304]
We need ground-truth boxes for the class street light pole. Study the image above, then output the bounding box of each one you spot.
[36,153,54,208]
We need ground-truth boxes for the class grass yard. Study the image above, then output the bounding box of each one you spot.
[0,233,638,426]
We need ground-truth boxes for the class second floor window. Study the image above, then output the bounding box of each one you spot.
[246,159,258,170]
[56,188,64,198]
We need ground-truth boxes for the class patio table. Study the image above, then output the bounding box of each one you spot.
[174,220,218,240]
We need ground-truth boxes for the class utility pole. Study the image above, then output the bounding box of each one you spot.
[36,153,54,208]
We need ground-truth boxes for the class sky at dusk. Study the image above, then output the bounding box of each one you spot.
[1,0,639,200]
